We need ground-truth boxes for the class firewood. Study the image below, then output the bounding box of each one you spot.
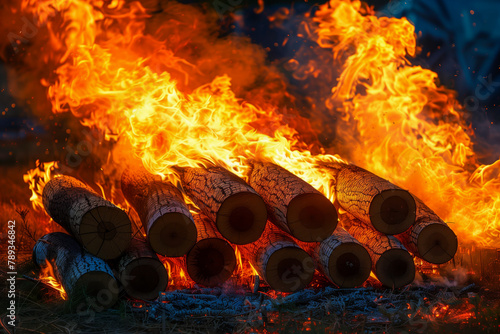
[345,215,415,288]
[177,166,267,244]
[298,227,371,288]
[247,161,338,242]
[322,162,416,235]
[238,225,315,292]
[42,175,132,260]
[396,195,457,264]
[117,237,169,301]
[121,167,197,257]
[185,214,237,286]
[33,232,119,310]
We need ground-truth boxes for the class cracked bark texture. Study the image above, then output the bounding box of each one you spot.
[238,224,315,292]
[395,195,457,264]
[42,175,131,260]
[117,237,168,301]
[247,161,338,242]
[297,227,371,288]
[121,167,197,256]
[345,214,415,288]
[325,162,416,235]
[184,213,236,287]
[33,232,118,310]
[177,166,267,244]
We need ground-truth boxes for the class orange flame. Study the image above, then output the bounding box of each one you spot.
[23,161,60,212]
[39,260,67,300]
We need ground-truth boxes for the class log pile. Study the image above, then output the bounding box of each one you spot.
[33,161,458,306]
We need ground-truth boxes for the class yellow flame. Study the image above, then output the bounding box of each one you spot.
[312,0,500,245]
[23,161,60,211]
[39,260,67,300]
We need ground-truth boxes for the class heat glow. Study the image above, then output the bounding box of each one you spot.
[15,0,500,248]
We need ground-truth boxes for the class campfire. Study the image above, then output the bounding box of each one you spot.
[1,0,500,332]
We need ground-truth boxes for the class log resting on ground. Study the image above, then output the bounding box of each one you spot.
[42,175,132,260]
[117,237,169,301]
[345,215,415,288]
[396,195,457,264]
[321,162,416,235]
[121,167,197,257]
[239,224,315,292]
[185,214,237,286]
[248,161,338,242]
[177,166,267,244]
[33,232,119,309]
[298,227,371,288]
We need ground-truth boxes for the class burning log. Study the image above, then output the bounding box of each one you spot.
[298,227,372,288]
[42,175,132,260]
[248,161,338,242]
[33,232,119,309]
[177,166,267,244]
[185,214,237,286]
[117,237,169,301]
[396,196,458,264]
[239,225,315,292]
[121,167,197,257]
[345,215,415,288]
[322,162,416,235]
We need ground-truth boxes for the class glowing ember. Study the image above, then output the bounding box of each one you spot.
[38,260,67,300]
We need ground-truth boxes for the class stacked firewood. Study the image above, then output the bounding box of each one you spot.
[33,161,458,310]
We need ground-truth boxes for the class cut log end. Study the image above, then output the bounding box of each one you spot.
[148,213,197,257]
[186,238,236,287]
[265,247,314,292]
[417,223,458,264]
[327,243,372,288]
[375,249,415,288]
[120,258,168,301]
[217,192,267,245]
[369,189,416,235]
[72,272,119,309]
[79,206,132,260]
[287,193,338,242]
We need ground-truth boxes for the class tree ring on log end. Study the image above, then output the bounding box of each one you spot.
[265,246,314,292]
[328,243,372,288]
[287,193,338,242]
[148,212,197,257]
[120,258,168,301]
[375,249,415,288]
[369,189,416,235]
[186,238,236,286]
[80,206,132,260]
[70,271,119,311]
[217,192,267,245]
[417,222,458,264]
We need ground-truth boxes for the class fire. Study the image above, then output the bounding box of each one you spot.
[38,259,67,300]
[12,0,500,250]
